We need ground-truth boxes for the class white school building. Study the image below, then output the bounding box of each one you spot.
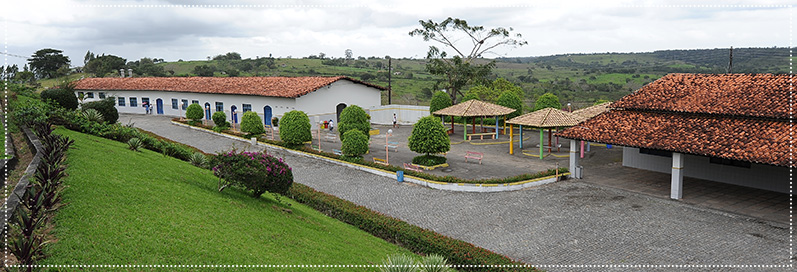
[73,76,385,127]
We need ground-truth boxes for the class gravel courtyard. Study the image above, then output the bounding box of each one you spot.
[121,113,791,270]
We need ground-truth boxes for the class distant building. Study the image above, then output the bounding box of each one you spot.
[558,73,790,198]
[73,76,385,126]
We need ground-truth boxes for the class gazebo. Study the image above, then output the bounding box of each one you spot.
[572,102,611,122]
[506,107,581,159]
[433,100,517,140]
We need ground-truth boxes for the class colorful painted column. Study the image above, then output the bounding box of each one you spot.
[539,128,544,159]
[509,124,514,155]
[463,118,467,141]
[494,117,499,139]
[519,125,523,149]
[580,141,584,158]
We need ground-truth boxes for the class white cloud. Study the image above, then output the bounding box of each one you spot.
[3,0,793,69]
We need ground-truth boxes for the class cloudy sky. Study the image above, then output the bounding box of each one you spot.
[3,0,793,68]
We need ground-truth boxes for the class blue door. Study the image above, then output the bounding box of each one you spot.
[231,105,238,124]
[156,99,164,115]
[204,102,211,120]
[264,106,272,126]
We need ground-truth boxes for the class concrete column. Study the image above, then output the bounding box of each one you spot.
[569,140,580,179]
[519,125,523,149]
[671,152,684,199]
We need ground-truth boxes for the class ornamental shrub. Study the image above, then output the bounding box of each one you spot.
[212,111,229,128]
[209,150,294,198]
[128,138,142,151]
[338,105,370,142]
[341,129,368,158]
[496,90,523,119]
[82,97,119,123]
[429,91,452,116]
[279,110,312,146]
[40,82,78,110]
[411,155,446,167]
[408,116,450,156]
[533,92,562,111]
[240,111,265,137]
[82,108,104,123]
[186,103,204,124]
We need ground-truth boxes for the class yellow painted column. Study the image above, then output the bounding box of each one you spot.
[509,124,514,154]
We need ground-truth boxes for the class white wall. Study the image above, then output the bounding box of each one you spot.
[369,105,430,125]
[296,80,381,123]
[77,90,296,125]
[622,147,788,193]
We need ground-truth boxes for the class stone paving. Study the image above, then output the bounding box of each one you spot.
[121,113,792,270]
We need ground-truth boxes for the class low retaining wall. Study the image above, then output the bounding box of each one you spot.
[2,126,43,228]
[173,121,567,192]
[1,130,17,177]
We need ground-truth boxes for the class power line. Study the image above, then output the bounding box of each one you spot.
[0,52,27,59]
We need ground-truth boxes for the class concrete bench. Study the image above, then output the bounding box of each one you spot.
[384,141,399,152]
[332,149,343,156]
[467,133,496,141]
[373,157,388,165]
[536,144,562,151]
[323,134,337,142]
[403,163,423,172]
[464,151,484,164]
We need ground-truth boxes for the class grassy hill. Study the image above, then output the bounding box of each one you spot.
[43,127,412,267]
[31,47,789,109]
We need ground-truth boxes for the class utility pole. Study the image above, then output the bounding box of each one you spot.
[727,46,733,74]
[388,57,392,105]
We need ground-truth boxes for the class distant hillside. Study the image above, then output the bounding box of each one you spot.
[42,47,789,109]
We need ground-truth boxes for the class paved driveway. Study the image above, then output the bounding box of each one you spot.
[122,114,791,270]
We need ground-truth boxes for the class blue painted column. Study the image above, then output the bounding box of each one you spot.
[494,117,499,139]
[519,125,523,149]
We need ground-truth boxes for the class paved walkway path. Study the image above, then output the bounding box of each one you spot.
[122,114,791,270]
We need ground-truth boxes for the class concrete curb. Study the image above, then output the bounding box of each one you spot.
[2,126,44,229]
[172,120,568,192]
[1,130,17,175]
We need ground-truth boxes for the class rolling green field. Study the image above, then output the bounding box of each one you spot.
[43,128,412,267]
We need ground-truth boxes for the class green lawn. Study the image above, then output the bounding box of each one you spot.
[43,128,411,267]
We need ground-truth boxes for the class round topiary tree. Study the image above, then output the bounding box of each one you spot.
[533,92,562,111]
[186,103,204,125]
[209,150,293,198]
[341,129,368,158]
[279,110,312,146]
[429,90,452,116]
[496,90,523,119]
[241,111,265,137]
[408,115,450,166]
[338,105,370,142]
[40,83,78,110]
[212,111,229,128]
[82,97,119,123]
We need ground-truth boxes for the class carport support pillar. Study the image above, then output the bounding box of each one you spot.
[539,128,543,159]
[671,152,684,199]
[569,140,580,179]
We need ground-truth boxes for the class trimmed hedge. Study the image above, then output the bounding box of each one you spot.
[287,183,537,271]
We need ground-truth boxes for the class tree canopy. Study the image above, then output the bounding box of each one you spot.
[533,93,562,111]
[28,48,71,79]
[85,54,127,77]
[429,91,452,116]
[338,105,370,142]
[408,116,450,156]
[410,17,527,103]
[496,91,523,119]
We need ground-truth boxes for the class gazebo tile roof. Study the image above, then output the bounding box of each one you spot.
[572,102,611,122]
[507,107,581,128]
[432,100,516,117]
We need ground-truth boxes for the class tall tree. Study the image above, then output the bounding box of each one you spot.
[28,48,71,79]
[409,17,527,103]
[84,50,95,66]
[344,49,353,60]
[84,54,127,77]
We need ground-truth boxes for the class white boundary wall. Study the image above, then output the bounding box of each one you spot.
[369,104,430,125]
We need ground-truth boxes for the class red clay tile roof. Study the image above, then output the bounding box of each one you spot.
[73,76,386,98]
[611,73,790,119]
[558,73,793,167]
[557,110,791,167]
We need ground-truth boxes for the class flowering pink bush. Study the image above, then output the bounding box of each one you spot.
[209,150,293,197]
